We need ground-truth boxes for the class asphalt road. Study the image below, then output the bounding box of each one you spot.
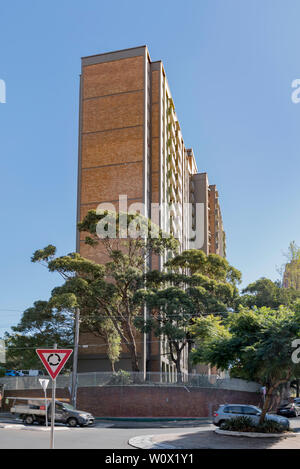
[0,419,299,449]
[0,423,206,449]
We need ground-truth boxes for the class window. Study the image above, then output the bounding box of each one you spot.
[242,406,260,416]
[226,406,244,414]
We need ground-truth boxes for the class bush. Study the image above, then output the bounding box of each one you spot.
[220,416,289,434]
[257,420,289,433]
[220,416,254,432]
[108,370,133,385]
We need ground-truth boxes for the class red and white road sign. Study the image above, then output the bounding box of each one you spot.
[36,349,73,380]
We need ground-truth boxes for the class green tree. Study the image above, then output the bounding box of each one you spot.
[31,210,178,372]
[241,277,300,309]
[135,249,241,379]
[191,305,300,423]
[135,286,195,380]
[3,300,73,370]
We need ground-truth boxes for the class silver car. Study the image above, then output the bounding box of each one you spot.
[213,404,289,429]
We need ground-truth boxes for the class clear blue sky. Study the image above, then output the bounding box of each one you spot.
[0,0,300,336]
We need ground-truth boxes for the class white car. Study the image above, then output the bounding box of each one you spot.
[213,404,290,429]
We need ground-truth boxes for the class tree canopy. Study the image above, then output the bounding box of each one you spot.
[28,210,179,372]
[241,277,300,309]
[3,301,73,370]
[135,249,241,378]
[190,305,300,421]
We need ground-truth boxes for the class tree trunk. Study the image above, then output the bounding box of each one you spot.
[131,354,140,372]
[175,358,182,383]
[259,375,292,424]
[187,340,193,374]
[124,321,140,373]
[126,342,139,372]
[259,389,273,424]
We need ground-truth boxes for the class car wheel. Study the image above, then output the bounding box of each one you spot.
[219,420,225,427]
[24,415,34,425]
[67,417,78,427]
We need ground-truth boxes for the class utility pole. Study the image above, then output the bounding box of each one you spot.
[71,308,80,407]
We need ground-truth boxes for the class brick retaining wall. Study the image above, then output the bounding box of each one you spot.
[76,386,261,418]
[2,386,264,418]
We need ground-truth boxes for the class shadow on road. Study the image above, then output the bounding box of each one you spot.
[152,429,300,449]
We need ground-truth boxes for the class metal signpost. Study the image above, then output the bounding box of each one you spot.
[36,345,73,449]
[39,378,49,427]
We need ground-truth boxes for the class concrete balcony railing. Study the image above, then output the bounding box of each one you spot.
[168,153,176,172]
[167,184,176,203]
[167,137,176,156]
[168,122,176,141]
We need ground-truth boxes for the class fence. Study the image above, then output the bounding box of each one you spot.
[0,372,260,392]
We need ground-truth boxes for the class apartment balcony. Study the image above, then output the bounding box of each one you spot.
[175,185,182,204]
[168,97,175,109]
[168,203,176,217]
[167,137,176,156]
[168,122,176,140]
[167,169,177,189]
[176,147,182,167]
[168,184,177,203]
[168,106,176,124]
[176,172,182,191]
[168,153,176,172]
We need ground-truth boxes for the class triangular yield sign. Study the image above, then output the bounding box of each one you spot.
[36,349,73,380]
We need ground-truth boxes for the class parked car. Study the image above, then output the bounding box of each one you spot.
[9,398,94,427]
[5,370,18,377]
[277,402,300,417]
[17,370,44,377]
[294,398,300,405]
[213,404,290,428]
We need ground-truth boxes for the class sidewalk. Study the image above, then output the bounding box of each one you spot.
[129,429,300,449]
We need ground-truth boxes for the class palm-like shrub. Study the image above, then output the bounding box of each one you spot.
[220,416,289,433]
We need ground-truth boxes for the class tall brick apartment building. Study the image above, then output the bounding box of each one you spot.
[76,46,226,375]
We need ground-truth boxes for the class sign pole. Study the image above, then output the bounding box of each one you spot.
[50,343,57,450]
[44,387,48,427]
[39,379,49,427]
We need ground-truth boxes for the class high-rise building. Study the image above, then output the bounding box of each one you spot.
[76,46,225,375]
